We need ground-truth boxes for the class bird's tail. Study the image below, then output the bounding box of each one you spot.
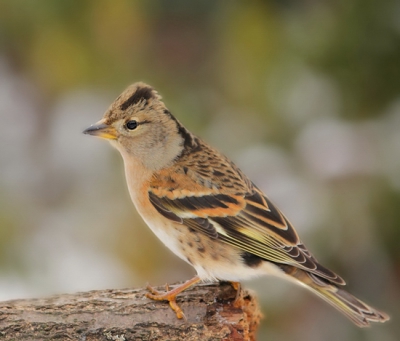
[281,265,390,327]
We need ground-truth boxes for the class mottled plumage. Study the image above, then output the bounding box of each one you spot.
[84,82,389,327]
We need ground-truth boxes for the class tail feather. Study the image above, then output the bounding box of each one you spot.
[282,265,390,327]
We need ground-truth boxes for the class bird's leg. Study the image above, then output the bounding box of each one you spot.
[146,275,201,319]
[230,281,244,308]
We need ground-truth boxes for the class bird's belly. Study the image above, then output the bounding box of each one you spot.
[138,204,283,282]
[126,179,281,282]
[141,213,192,264]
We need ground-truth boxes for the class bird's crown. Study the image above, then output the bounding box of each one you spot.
[104,82,163,124]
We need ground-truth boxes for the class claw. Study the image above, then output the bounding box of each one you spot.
[145,276,201,319]
[230,281,244,308]
[146,284,162,296]
[169,300,186,320]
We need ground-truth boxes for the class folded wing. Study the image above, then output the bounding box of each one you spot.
[149,183,345,286]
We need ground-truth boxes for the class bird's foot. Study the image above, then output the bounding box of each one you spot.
[230,281,244,308]
[145,275,201,319]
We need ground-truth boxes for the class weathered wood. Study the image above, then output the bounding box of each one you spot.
[0,282,261,340]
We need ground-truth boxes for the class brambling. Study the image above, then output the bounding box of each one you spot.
[83,82,389,327]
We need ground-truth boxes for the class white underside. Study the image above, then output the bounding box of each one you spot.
[141,214,287,284]
[137,204,285,282]
[194,259,285,283]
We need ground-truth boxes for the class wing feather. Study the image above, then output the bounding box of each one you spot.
[149,170,345,285]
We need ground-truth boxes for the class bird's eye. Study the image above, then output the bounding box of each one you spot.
[126,120,138,130]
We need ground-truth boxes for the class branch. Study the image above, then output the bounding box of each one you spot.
[0,282,261,340]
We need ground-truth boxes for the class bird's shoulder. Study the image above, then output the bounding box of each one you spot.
[149,137,252,197]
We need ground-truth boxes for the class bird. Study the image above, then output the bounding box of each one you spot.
[83,82,389,327]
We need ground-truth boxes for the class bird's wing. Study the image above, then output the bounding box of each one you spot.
[149,173,345,285]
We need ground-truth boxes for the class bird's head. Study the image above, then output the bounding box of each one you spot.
[84,83,189,170]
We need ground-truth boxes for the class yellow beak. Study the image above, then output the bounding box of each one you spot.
[83,120,117,140]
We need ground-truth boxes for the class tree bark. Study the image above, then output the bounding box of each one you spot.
[0,282,261,341]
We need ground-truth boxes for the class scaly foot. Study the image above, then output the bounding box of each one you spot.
[145,276,201,319]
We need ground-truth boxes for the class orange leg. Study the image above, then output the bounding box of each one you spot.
[146,275,201,319]
[230,281,244,308]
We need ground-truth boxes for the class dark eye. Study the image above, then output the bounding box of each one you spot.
[126,120,138,130]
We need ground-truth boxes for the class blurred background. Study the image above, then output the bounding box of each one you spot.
[0,0,399,340]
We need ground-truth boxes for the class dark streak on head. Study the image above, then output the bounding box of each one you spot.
[120,86,154,111]
[163,109,200,157]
